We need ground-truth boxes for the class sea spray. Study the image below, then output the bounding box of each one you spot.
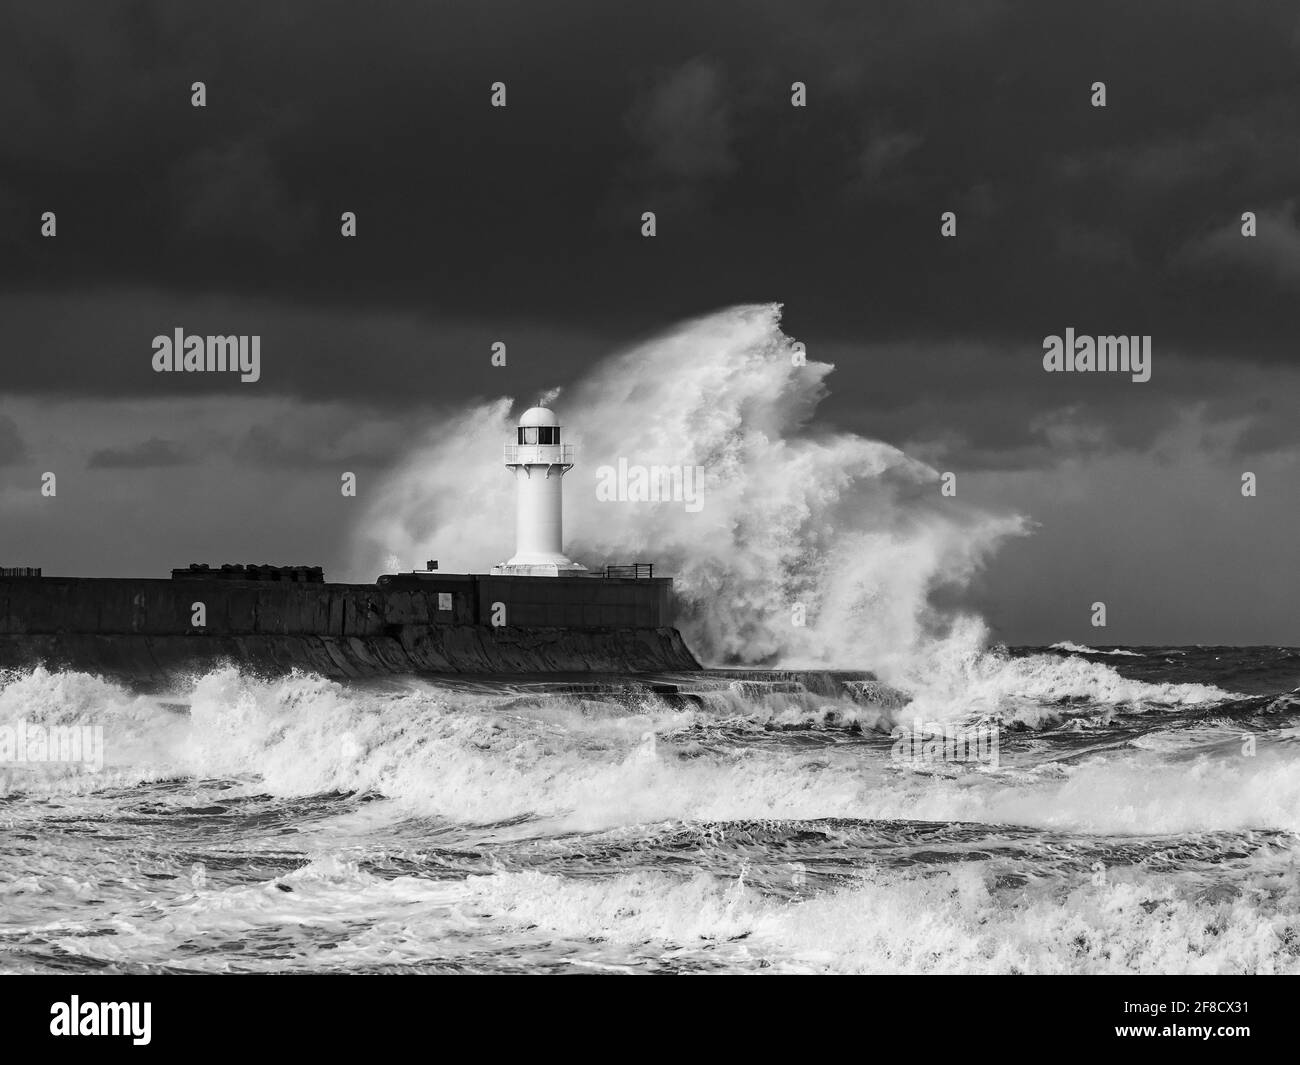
[353,304,1027,678]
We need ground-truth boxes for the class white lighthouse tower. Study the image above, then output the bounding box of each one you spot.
[492,404,588,576]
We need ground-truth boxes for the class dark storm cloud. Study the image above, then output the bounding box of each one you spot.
[1048,219,1138,270]
[172,131,319,253]
[856,127,924,188]
[813,339,1300,472]
[1,0,1298,427]
[624,58,736,193]
[1,0,1297,643]
[0,287,613,404]
[87,437,189,468]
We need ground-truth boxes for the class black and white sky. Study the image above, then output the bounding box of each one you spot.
[1,0,1297,645]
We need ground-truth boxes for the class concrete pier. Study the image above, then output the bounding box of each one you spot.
[0,573,698,682]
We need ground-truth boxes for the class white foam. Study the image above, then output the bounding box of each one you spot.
[1051,641,1143,656]
[2,666,1287,835]
[36,851,1299,974]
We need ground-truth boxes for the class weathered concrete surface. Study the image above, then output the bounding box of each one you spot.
[0,574,675,634]
[0,575,699,682]
[0,626,701,684]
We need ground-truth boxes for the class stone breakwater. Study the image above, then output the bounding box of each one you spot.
[0,576,700,683]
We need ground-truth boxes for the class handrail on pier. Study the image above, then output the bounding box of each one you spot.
[603,563,654,579]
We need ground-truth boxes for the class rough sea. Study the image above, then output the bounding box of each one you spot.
[3,644,1298,974]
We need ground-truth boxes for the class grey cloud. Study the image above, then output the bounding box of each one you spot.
[622,57,736,211]
[0,287,614,406]
[630,58,735,181]
[1051,219,1138,269]
[1171,201,1300,289]
[815,340,1300,471]
[88,437,190,468]
[232,412,418,470]
[0,415,27,466]
[859,128,923,185]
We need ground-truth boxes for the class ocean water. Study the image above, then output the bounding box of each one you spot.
[3,644,1298,974]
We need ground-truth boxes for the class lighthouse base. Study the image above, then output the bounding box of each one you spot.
[492,560,590,577]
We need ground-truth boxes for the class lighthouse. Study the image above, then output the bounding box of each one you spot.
[492,404,588,576]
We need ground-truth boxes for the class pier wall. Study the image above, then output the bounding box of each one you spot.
[0,575,697,681]
[0,574,674,636]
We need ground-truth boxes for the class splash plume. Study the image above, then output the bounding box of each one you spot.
[353,304,1027,679]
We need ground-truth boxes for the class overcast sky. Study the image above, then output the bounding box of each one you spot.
[1,0,1297,645]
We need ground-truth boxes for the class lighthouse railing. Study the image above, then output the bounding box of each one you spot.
[504,444,574,465]
[603,563,654,580]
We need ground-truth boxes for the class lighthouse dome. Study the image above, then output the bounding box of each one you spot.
[518,406,560,428]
